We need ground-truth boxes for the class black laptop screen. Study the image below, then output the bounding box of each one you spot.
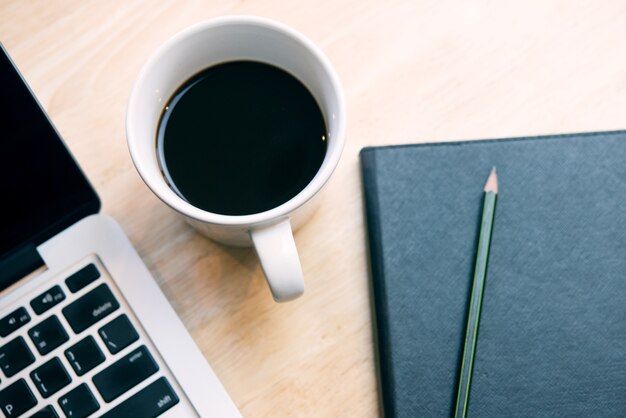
[0,45,100,283]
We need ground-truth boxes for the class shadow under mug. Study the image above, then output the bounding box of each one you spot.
[126,16,346,302]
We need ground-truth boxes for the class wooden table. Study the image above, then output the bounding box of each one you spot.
[3,1,626,416]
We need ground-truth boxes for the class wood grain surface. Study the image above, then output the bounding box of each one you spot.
[2,1,626,416]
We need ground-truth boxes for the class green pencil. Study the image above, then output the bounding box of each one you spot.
[454,167,498,418]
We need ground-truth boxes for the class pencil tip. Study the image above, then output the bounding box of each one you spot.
[484,167,498,193]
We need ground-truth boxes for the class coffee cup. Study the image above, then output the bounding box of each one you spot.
[126,16,346,302]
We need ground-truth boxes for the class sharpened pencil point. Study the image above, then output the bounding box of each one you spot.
[484,167,498,193]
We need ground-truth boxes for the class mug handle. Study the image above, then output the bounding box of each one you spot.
[250,219,305,302]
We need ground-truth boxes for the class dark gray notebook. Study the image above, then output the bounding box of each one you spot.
[360,131,626,417]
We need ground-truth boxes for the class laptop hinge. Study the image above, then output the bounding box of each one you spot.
[0,243,45,291]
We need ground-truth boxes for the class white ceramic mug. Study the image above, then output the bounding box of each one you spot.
[127,16,346,302]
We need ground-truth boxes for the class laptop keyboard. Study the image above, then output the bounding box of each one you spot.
[0,261,182,417]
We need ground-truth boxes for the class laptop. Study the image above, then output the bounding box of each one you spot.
[0,45,241,418]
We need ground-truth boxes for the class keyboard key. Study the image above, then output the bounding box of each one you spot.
[31,285,66,315]
[93,345,159,402]
[28,316,69,356]
[58,384,99,418]
[99,315,139,354]
[101,377,179,418]
[30,405,60,418]
[0,337,35,378]
[0,307,31,337]
[64,336,105,376]
[62,283,119,334]
[65,263,100,293]
[30,357,71,398]
[0,378,37,417]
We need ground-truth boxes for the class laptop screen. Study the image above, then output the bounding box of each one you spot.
[0,45,100,286]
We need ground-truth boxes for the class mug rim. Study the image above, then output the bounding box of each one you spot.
[127,15,346,227]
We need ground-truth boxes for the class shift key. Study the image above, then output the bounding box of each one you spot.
[62,284,120,334]
[100,377,179,417]
[93,345,159,402]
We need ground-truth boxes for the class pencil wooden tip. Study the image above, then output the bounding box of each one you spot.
[484,167,498,193]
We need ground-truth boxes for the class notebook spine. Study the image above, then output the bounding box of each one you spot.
[360,148,396,417]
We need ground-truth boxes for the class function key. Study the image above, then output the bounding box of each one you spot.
[0,307,31,337]
[62,283,119,334]
[0,336,35,378]
[30,357,72,398]
[99,315,139,354]
[28,316,69,356]
[64,336,105,376]
[65,263,101,293]
[0,378,37,417]
[101,377,179,418]
[31,285,66,315]
[58,383,99,418]
[30,405,60,418]
[93,345,159,402]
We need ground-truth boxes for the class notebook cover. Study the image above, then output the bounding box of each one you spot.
[360,131,626,417]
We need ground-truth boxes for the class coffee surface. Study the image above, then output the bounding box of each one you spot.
[157,61,327,216]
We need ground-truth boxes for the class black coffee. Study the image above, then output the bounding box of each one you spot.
[156,61,327,216]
